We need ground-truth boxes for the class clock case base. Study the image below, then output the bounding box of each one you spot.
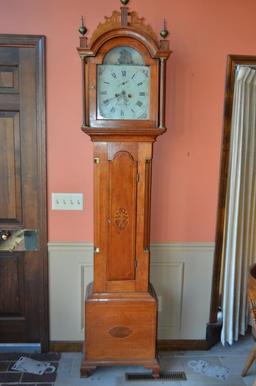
[81,283,160,378]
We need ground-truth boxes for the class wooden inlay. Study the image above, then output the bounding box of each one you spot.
[107,151,137,281]
[114,208,129,230]
[109,326,132,338]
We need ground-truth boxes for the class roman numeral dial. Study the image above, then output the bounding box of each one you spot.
[97,65,150,120]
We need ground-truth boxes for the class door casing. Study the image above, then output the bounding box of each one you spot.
[210,55,256,324]
[0,34,48,351]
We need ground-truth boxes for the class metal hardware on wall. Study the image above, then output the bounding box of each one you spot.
[0,229,38,252]
[0,230,10,241]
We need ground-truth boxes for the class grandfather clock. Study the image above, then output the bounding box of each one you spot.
[77,0,170,378]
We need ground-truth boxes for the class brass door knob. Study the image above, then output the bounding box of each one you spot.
[0,231,10,241]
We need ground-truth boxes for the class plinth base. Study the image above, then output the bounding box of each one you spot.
[80,283,160,378]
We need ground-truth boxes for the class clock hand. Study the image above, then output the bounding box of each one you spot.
[103,93,121,104]
[118,72,138,87]
[118,80,129,87]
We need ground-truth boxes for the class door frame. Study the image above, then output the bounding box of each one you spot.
[0,34,48,351]
[210,54,256,325]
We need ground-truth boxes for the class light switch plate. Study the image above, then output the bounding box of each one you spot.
[52,193,83,210]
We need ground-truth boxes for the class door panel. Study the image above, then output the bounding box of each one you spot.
[0,65,19,91]
[0,254,24,316]
[107,151,137,281]
[0,112,21,223]
[0,35,48,350]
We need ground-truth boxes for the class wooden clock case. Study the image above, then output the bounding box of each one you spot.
[77,2,171,378]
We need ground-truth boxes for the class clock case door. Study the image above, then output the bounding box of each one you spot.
[93,141,152,293]
[85,37,159,131]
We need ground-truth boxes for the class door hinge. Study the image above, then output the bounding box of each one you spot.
[136,173,140,183]
[135,257,138,270]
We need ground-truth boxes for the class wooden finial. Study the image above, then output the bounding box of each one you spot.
[160,18,169,39]
[79,16,87,36]
[79,16,88,48]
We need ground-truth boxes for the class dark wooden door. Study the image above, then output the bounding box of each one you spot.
[0,35,48,351]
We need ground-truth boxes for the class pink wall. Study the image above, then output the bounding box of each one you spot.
[1,0,256,242]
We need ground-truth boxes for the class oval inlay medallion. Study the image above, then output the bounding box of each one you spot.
[114,208,129,230]
[109,326,132,338]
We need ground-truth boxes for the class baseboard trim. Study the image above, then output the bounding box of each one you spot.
[50,339,209,352]
[157,339,209,351]
[50,341,83,352]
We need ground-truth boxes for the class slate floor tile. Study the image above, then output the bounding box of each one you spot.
[0,361,10,371]
[219,355,248,375]
[7,361,15,371]
[0,353,27,361]
[1,384,54,386]
[37,384,54,386]
[30,352,61,361]
[21,371,57,383]
[1,384,36,386]
[0,371,21,382]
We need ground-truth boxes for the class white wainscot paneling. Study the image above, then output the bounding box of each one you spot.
[48,243,93,341]
[150,243,214,340]
[48,242,214,341]
[150,260,184,339]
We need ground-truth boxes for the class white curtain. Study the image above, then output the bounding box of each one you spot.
[221,66,256,345]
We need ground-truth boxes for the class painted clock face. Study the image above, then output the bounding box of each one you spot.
[97,46,150,120]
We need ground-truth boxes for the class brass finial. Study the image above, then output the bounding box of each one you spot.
[120,0,129,5]
[160,18,169,39]
[79,16,87,36]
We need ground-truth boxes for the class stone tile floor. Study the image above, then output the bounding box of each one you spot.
[0,352,60,386]
[0,335,255,385]
[54,334,256,386]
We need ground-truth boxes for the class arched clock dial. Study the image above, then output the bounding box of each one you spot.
[97,64,150,119]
